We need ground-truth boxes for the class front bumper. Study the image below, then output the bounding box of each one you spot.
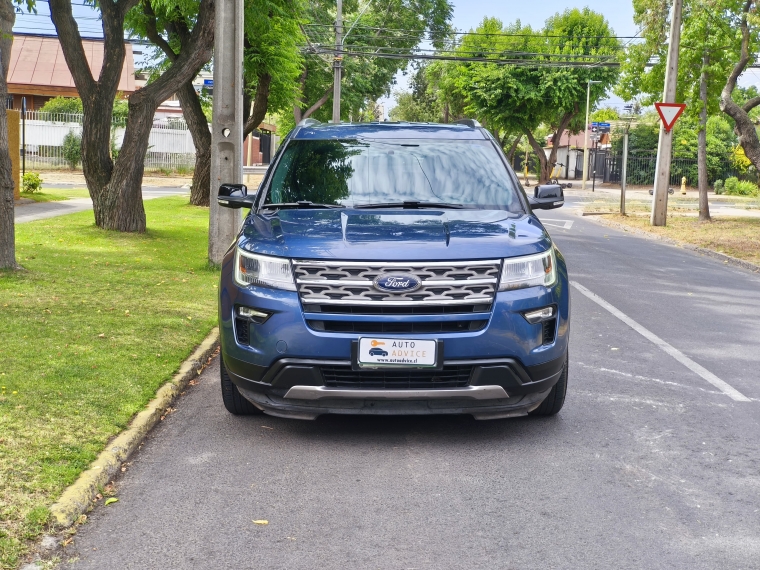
[219,246,570,420]
[225,353,566,420]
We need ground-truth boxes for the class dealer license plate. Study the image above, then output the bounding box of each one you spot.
[357,337,437,368]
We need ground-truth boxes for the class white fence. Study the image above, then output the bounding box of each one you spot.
[20,112,197,171]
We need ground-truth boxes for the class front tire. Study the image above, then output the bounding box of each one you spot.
[220,356,263,415]
[528,353,568,417]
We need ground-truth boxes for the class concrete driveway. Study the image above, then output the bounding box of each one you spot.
[14,186,189,224]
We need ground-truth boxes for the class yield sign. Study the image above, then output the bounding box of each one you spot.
[655,102,686,132]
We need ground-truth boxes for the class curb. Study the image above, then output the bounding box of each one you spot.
[584,214,760,273]
[49,328,220,528]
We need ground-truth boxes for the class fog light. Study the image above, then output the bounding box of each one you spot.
[523,306,555,324]
[238,306,269,319]
[237,306,272,324]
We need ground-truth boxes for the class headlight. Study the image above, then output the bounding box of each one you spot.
[499,249,556,291]
[234,249,296,291]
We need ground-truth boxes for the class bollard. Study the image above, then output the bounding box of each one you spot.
[523,164,530,187]
[681,176,687,195]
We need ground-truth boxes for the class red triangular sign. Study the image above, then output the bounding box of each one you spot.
[655,102,686,132]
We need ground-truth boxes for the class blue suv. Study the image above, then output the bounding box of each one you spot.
[217,120,569,420]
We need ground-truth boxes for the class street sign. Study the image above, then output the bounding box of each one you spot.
[591,121,611,133]
[655,102,686,132]
[203,79,214,87]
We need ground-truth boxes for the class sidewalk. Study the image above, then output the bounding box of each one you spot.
[562,186,760,218]
[15,187,190,223]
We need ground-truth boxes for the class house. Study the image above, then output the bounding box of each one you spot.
[6,33,135,110]
[544,130,611,179]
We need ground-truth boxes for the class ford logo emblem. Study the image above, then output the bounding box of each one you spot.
[373,273,422,293]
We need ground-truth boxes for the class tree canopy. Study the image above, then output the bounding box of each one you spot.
[290,0,453,127]
[429,10,620,182]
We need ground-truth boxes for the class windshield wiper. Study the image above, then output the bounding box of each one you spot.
[261,201,345,210]
[353,201,471,210]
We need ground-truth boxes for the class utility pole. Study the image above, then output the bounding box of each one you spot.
[208,0,244,264]
[651,0,683,226]
[21,96,25,179]
[332,0,343,123]
[581,80,601,191]
[621,125,629,215]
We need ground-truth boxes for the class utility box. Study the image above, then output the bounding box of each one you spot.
[7,109,20,199]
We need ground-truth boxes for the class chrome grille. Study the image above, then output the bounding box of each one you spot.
[293,260,501,308]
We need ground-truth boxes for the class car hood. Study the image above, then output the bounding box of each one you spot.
[238,209,552,261]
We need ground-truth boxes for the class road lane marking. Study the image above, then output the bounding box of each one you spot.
[570,281,751,402]
[540,218,574,230]
[575,362,724,396]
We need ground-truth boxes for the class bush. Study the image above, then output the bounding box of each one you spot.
[22,172,42,193]
[723,176,758,196]
[40,96,83,116]
[714,180,724,195]
[62,130,82,170]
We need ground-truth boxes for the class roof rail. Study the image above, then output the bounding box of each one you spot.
[297,118,322,127]
[453,118,482,128]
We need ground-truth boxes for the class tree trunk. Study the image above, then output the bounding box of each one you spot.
[524,129,549,184]
[244,73,271,137]
[698,52,710,222]
[0,0,16,269]
[525,110,575,184]
[50,0,132,227]
[176,82,211,206]
[50,0,214,232]
[107,2,215,229]
[720,4,760,170]
[507,135,523,165]
[142,0,212,207]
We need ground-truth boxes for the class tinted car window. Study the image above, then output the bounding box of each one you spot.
[264,139,524,212]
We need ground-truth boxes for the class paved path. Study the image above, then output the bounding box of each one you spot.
[14,187,189,224]
[59,210,760,569]
[562,186,760,218]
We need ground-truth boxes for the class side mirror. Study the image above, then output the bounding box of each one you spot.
[529,184,564,210]
[217,183,256,209]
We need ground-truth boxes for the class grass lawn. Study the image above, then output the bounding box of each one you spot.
[0,196,219,568]
[602,214,760,266]
[19,188,91,203]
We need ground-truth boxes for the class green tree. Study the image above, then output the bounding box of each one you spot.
[389,65,444,122]
[454,11,620,183]
[294,0,453,124]
[591,107,620,122]
[243,0,304,133]
[130,0,303,206]
[618,0,748,220]
[45,0,214,232]
[62,130,83,170]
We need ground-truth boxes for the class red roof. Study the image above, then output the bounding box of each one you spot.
[7,34,135,97]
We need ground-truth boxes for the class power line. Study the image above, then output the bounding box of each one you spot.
[304,46,621,67]
[302,23,642,41]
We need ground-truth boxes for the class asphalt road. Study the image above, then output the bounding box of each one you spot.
[59,209,760,570]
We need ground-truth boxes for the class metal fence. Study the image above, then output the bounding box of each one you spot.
[601,152,749,187]
[19,112,197,172]
[512,147,754,188]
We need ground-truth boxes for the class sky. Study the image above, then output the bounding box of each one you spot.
[451,0,637,37]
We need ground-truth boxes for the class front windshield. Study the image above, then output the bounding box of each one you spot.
[263,138,524,212]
